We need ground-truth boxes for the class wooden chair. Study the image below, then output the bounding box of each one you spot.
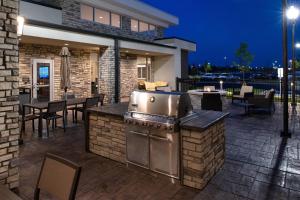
[232,85,254,103]
[42,101,66,137]
[75,97,99,122]
[201,93,223,112]
[34,153,81,200]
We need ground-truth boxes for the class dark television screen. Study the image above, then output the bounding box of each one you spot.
[39,67,49,79]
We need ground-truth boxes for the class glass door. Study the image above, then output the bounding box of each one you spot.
[32,59,54,102]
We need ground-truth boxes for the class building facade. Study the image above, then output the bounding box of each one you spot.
[19,0,196,103]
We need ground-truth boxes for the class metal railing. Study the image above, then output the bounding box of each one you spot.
[176,77,300,102]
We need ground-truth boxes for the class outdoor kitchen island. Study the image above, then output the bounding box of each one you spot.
[86,94,228,190]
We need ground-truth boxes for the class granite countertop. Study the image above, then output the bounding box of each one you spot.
[88,103,229,131]
[180,109,229,131]
[87,102,128,118]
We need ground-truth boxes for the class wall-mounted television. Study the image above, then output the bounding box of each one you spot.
[39,67,49,79]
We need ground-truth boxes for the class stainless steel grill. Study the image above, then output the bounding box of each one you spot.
[124,90,193,179]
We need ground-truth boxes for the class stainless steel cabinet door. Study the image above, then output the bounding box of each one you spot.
[150,132,179,178]
[126,130,149,168]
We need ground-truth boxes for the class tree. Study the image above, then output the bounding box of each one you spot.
[235,42,254,82]
[203,61,212,73]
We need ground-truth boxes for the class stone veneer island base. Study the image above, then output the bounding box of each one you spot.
[86,103,228,190]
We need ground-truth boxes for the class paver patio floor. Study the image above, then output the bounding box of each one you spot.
[18,100,300,200]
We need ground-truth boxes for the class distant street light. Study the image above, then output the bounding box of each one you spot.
[287,5,299,107]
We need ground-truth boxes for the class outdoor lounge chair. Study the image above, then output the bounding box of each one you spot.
[232,85,254,103]
[201,93,222,111]
[34,153,81,200]
[248,89,275,114]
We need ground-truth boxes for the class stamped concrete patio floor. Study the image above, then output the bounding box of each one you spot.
[18,101,300,200]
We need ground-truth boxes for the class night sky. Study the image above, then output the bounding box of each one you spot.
[142,0,299,67]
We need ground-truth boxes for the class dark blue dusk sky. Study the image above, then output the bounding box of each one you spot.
[142,0,300,67]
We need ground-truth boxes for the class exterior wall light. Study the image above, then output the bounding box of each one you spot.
[17,16,25,36]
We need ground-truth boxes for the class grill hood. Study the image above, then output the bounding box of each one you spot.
[127,90,193,119]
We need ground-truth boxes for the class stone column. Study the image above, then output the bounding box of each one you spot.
[0,0,20,189]
[99,46,116,104]
[99,44,120,104]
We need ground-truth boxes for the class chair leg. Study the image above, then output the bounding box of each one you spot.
[55,118,57,128]
[46,119,50,137]
[22,120,25,133]
[75,110,78,123]
[32,120,35,132]
[72,110,75,123]
[63,116,66,132]
[52,119,55,130]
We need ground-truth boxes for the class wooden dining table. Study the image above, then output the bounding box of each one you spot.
[0,185,22,200]
[23,98,87,138]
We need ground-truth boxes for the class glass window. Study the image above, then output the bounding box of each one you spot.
[139,21,149,32]
[111,13,121,28]
[137,65,147,79]
[149,24,155,31]
[95,8,110,25]
[81,4,93,21]
[131,19,139,32]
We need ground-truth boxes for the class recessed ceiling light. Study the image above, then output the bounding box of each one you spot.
[64,43,69,46]
[99,16,103,19]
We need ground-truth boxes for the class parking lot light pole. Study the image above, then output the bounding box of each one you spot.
[287,5,299,107]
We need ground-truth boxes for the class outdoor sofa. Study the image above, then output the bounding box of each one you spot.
[247,89,275,114]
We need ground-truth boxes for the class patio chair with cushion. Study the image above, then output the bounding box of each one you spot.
[75,97,99,122]
[19,93,39,134]
[41,101,66,137]
[201,93,223,112]
[34,153,81,200]
[248,89,275,114]
[232,85,254,103]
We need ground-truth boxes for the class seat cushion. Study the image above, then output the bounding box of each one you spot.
[233,95,244,99]
[144,82,156,91]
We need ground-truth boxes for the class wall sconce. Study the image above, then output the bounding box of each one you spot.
[17,16,25,36]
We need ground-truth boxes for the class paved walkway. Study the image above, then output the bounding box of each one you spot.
[18,101,300,200]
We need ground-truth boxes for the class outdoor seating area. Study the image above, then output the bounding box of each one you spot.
[20,94,105,139]
[15,99,300,200]
[1,0,300,200]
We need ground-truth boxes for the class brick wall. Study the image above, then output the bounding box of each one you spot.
[0,0,20,189]
[89,113,126,163]
[61,0,164,42]
[99,46,116,103]
[120,55,138,101]
[181,120,225,190]
[19,43,98,100]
